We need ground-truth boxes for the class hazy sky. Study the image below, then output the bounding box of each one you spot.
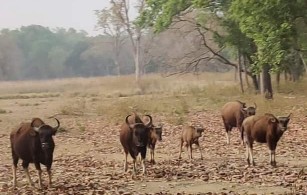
[0,0,136,36]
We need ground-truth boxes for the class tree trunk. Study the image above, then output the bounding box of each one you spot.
[284,71,288,81]
[243,55,250,88]
[276,72,280,89]
[238,49,244,93]
[261,64,273,99]
[234,66,238,81]
[299,51,307,74]
[251,75,259,93]
[114,59,121,76]
[134,36,141,84]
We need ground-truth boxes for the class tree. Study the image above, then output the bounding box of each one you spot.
[140,0,307,98]
[95,6,126,76]
[97,0,147,83]
[230,0,307,98]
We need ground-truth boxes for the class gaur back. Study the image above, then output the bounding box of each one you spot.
[221,100,257,144]
[241,113,291,166]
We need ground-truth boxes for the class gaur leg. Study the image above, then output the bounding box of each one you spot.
[140,148,147,175]
[124,152,128,172]
[178,139,183,159]
[132,158,137,174]
[46,165,52,187]
[128,149,137,174]
[248,142,255,166]
[195,140,203,160]
[269,150,276,166]
[12,151,19,188]
[189,142,193,159]
[245,142,250,165]
[150,148,155,164]
[222,118,231,144]
[268,142,277,167]
[22,161,34,187]
[34,162,43,189]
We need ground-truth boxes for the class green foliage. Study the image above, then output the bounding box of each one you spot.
[0,25,136,80]
[138,0,192,32]
[230,0,307,71]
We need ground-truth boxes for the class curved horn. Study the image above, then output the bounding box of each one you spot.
[53,118,60,130]
[144,115,153,127]
[254,102,257,109]
[125,114,132,125]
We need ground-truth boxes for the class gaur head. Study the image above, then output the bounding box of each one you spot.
[32,118,60,150]
[153,124,163,141]
[195,125,204,137]
[126,114,152,147]
[277,113,292,132]
[242,103,257,117]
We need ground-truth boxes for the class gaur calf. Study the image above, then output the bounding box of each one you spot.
[147,124,163,164]
[179,125,204,160]
[10,118,60,188]
[141,116,163,164]
[120,114,152,174]
[241,113,291,166]
[221,100,257,144]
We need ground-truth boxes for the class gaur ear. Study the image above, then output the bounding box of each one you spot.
[33,126,42,132]
[241,108,247,113]
[254,102,257,109]
[270,117,276,123]
[287,113,292,119]
[29,130,37,136]
[129,124,136,129]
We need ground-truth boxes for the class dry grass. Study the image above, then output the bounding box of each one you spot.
[0,72,306,124]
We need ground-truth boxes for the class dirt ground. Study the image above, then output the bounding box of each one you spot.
[1,91,307,194]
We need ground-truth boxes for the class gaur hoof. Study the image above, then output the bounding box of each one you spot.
[150,160,156,164]
[270,162,277,167]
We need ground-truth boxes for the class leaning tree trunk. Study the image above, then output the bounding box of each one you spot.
[134,36,141,84]
[238,49,244,93]
[260,64,273,99]
[234,66,238,82]
[299,52,307,74]
[243,55,250,88]
[276,71,280,89]
[251,75,259,93]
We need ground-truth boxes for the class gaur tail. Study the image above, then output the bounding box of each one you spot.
[240,126,244,143]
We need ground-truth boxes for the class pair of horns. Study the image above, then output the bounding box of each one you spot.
[125,114,152,127]
[33,118,60,132]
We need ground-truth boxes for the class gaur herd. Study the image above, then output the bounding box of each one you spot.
[9,100,292,188]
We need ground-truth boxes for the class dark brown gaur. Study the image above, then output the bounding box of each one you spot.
[179,125,204,160]
[241,113,291,166]
[221,100,257,144]
[119,114,152,174]
[10,118,60,188]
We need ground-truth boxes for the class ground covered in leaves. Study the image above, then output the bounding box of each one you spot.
[0,94,307,194]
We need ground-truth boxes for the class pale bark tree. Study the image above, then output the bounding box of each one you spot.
[109,0,145,83]
[95,6,126,76]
